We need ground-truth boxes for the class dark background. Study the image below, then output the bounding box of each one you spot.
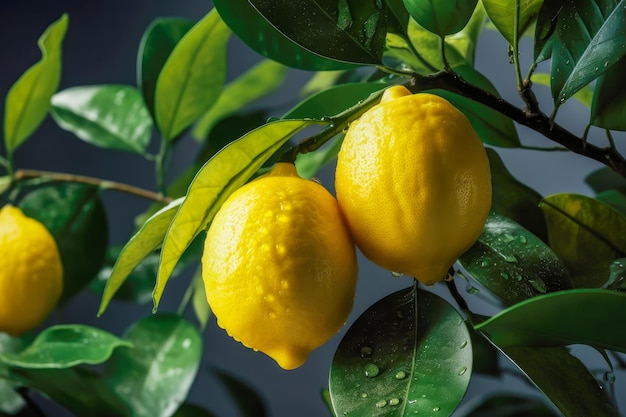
[1,1,622,416]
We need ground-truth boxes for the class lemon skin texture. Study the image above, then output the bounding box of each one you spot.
[335,85,491,285]
[0,205,63,336]
[202,163,358,370]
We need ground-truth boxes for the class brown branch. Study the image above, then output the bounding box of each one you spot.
[14,169,172,204]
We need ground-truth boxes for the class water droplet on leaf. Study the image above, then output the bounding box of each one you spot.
[360,346,373,358]
[364,363,380,377]
[376,400,388,408]
[389,398,401,406]
[395,370,407,380]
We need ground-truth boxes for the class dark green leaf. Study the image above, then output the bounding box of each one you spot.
[403,0,478,36]
[155,10,230,141]
[487,148,547,240]
[153,119,321,309]
[477,289,626,352]
[482,0,542,46]
[585,167,626,194]
[137,18,195,117]
[173,403,217,417]
[214,0,357,70]
[105,314,202,417]
[3,14,68,152]
[330,287,472,416]
[531,73,594,108]
[456,393,561,417]
[540,193,626,288]
[51,85,153,154]
[604,257,626,291]
[384,0,410,34]
[18,183,108,303]
[469,328,500,377]
[249,0,387,65]
[10,367,130,417]
[534,0,626,105]
[596,189,626,217]
[459,212,572,305]
[0,325,130,369]
[591,56,626,130]
[430,65,520,147]
[192,60,288,141]
[499,346,618,417]
[0,334,28,414]
[214,369,267,417]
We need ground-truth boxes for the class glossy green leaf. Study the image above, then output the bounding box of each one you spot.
[403,0,478,36]
[193,60,288,141]
[105,314,202,417]
[457,393,561,417]
[214,369,267,417]
[330,287,472,416]
[51,85,153,154]
[499,346,618,417]
[3,14,68,152]
[591,56,626,130]
[191,270,211,330]
[459,212,571,305]
[97,198,183,315]
[213,0,357,71]
[482,0,542,45]
[540,193,626,288]
[385,0,411,34]
[0,334,28,414]
[431,65,520,147]
[585,166,626,194]
[487,148,547,240]
[531,73,594,108]
[10,367,130,417]
[173,403,217,417]
[477,289,626,352]
[0,325,130,369]
[137,18,194,117]
[153,120,320,309]
[595,190,626,217]
[295,136,344,179]
[468,324,501,377]
[445,2,487,67]
[18,183,108,303]
[534,0,626,105]
[155,10,230,141]
[248,0,387,65]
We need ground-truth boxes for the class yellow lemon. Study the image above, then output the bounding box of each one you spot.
[0,205,63,335]
[202,163,358,370]
[335,85,491,285]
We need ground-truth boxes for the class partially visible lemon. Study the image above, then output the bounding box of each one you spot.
[0,205,63,335]
[202,163,358,370]
[335,85,491,285]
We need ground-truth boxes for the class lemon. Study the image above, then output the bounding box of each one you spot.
[0,205,63,335]
[202,163,358,370]
[335,85,491,285]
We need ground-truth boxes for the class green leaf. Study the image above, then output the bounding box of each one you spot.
[98,198,183,316]
[10,367,130,417]
[330,287,472,416]
[155,10,230,141]
[468,328,500,377]
[430,65,520,147]
[385,0,411,34]
[591,56,626,130]
[0,334,28,414]
[445,2,487,67]
[104,314,202,417]
[487,148,547,240]
[585,167,626,194]
[540,193,626,288]
[173,403,217,417]
[531,73,594,108]
[248,0,387,65]
[482,0,542,46]
[214,369,267,417]
[191,269,211,330]
[403,0,479,36]
[153,119,320,309]
[3,14,68,153]
[499,346,618,417]
[477,289,626,353]
[459,212,572,305]
[534,0,626,105]
[50,85,153,154]
[596,190,626,217]
[192,60,288,141]
[604,258,626,291]
[456,393,561,417]
[295,137,344,179]
[137,18,195,118]
[0,325,130,369]
[213,0,357,71]
[18,183,108,303]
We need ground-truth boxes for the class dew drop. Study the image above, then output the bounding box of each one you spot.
[395,371,407,380]
[500,272,509,280]
[389,398,401,406]
[364,363,380,377]
[360,346,373,358]
[433,406,440,412]
[529,278,547,293]
[504,254,517,263]
[480,259,490,267]
[361,392,369,398]
[396,310,404,319]
[375,400,387,408]
[460,340,468,349]
[465,284,480,294]
[518,235,527,244]
[458,366,468,375]
[391,271,403,277]
[502,233,515,242]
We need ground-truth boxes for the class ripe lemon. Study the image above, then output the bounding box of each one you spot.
[202,162,358,370]
[335,85,491,285]
[0,205,63,335]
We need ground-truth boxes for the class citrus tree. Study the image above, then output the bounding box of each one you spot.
[1,0,626,416]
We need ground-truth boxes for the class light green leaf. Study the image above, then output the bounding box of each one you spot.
[192,60,288,141]
[295,137,344,179]
[404,0,479,37]
[3,14,68,152]
[0,325,130,369]
[153,119,321,309]
[104,314,202,417]
[51,85,153,154]
[155,10,230,141]
[191,269,211,330]
[98,198,184,316]
[482,0,542,46]
[0,334,28,414]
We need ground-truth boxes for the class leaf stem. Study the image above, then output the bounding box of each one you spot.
[512,0,524,90]
[13,169,172,203]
